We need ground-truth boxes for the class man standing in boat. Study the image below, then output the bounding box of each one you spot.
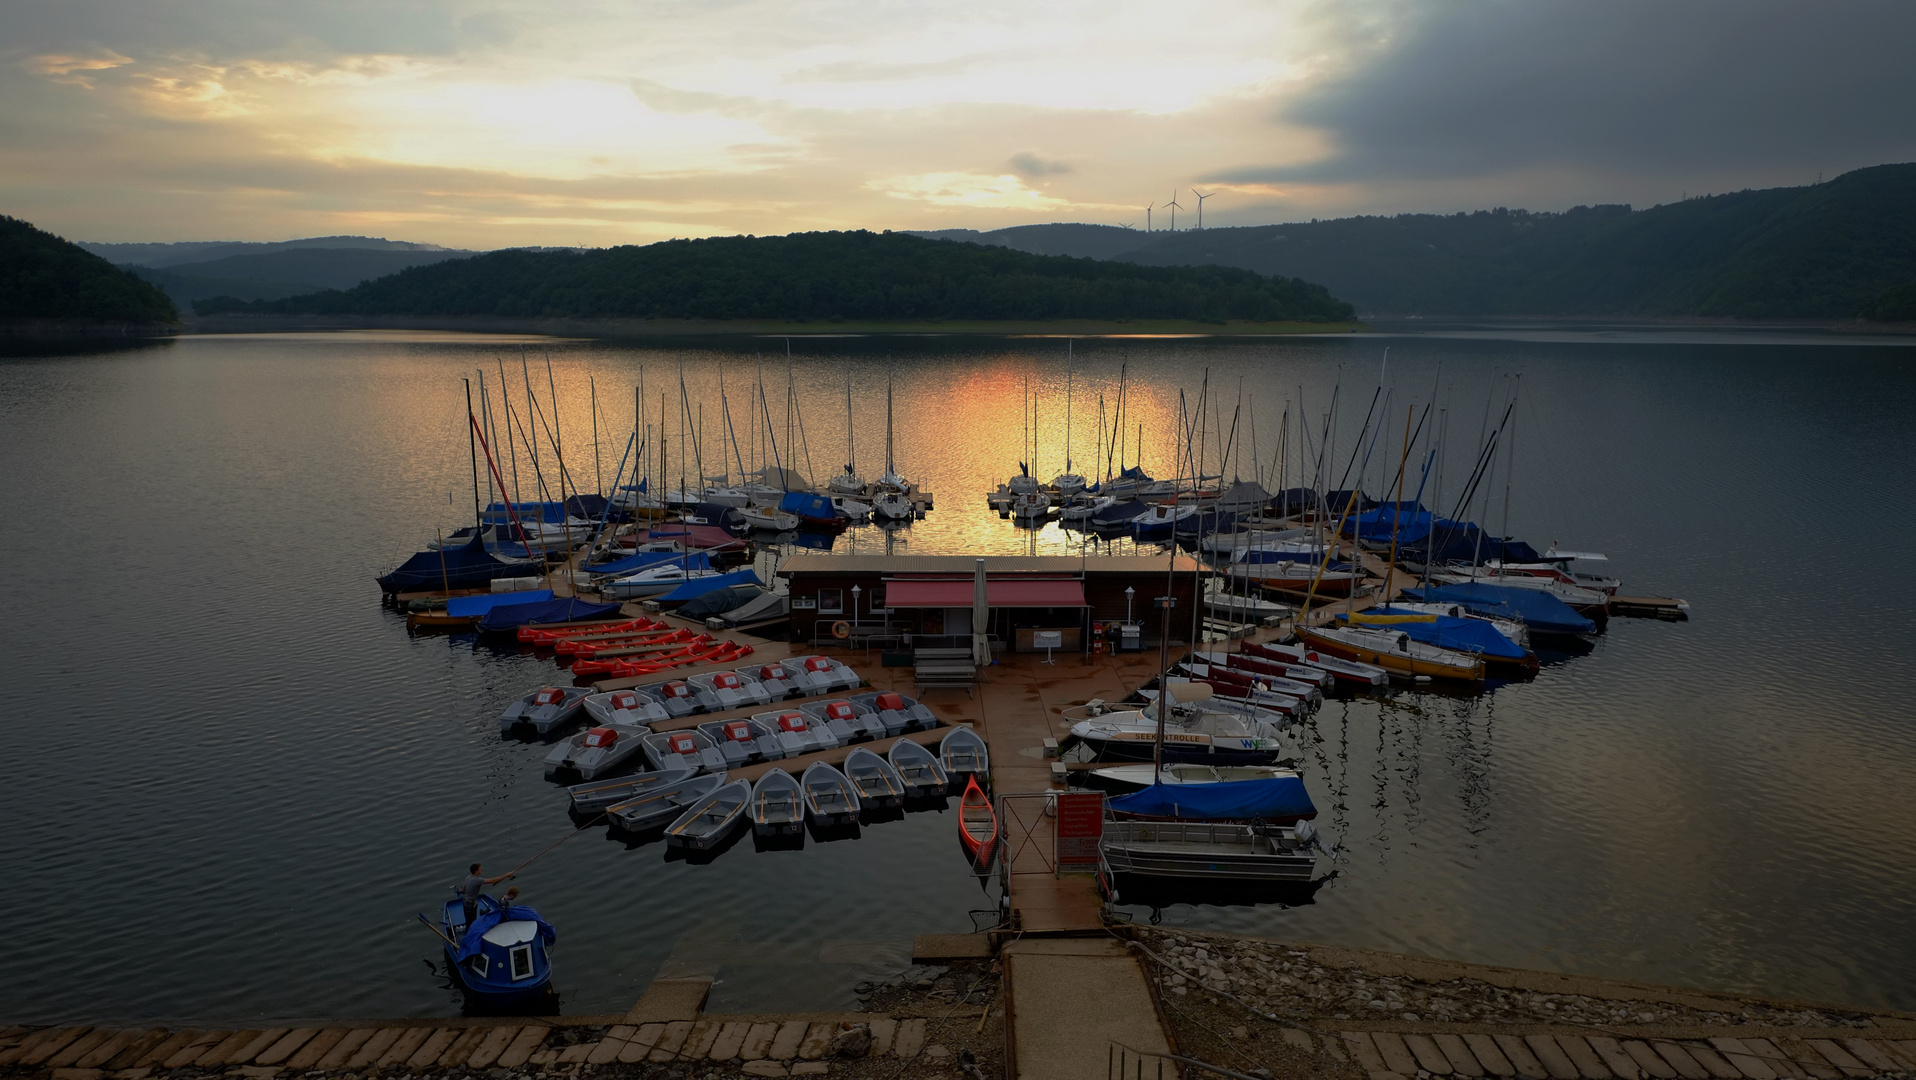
[461,862,514,926]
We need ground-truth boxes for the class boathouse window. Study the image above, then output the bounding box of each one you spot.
[509,944,534,980]
[817,588,843,614]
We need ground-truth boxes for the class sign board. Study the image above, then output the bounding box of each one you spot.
[1054,791,1104,872]
[1032,630,1063,649]
[792,597,817,610]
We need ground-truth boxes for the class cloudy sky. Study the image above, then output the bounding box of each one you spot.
[4,0,1912,248]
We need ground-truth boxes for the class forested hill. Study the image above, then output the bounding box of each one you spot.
[1,216,179,326]
[920,163,1916,319]
[197,230,1356,324]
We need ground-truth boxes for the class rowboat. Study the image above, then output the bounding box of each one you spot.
[888,739,949,797]
[800,762,861,825]
[542,723,651,780]
[567,767,694,813]
[407,609,481,631]
[958,775,997,859]
[499,685,591,736]
[750,769,806,836]
[938,727,989,776]
[640,727,728,773]
[754,708,840,756]
[696,716,785,768]
[606,771,726,832]
[843,746,905,808]
[1296,624,1484,684]
[664,779,751,849]
[850,690,938,735]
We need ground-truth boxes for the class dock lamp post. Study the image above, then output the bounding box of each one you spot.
[851,585,861,627]
[1125,586,1135,624]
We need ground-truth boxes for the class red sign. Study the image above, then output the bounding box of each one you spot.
[1054,791,1104,872]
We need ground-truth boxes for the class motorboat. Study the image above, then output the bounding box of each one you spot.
[1100,819,1320,881]
[567,767,695,814]
[801,697,886,742]
[640,727,728,773]
[1090,762,1300,789]
[938,727,989,776]
[831,495,872,521]
[958,775,996,859]
[739,505,800,532]
[888,739,949,797]
[1243,639,1387,686]
[1057,493,1112,522]
[871,489,914,521]
[754,708,840,756]
[582,688,671,727]
[800,761,861,825]
[780,655,862,695]
[1130,502,1198,540]
[499,685,591,736]
[440,893,554,1006]
[696,716,786,767]
[606,771,726,832]
[1296,624,1485,684]
[686,669,774,711]
[1010,491,1050,521]
[664,778,750,849]
[1064,696,1291,765]
[543,723,651,780]
[849,690,937,734]
[750,769,806,836]
[843,746,906,808]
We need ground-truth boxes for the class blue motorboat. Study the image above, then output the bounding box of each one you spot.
[437,894,556,1007]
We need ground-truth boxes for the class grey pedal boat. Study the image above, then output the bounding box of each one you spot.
[753,708,840,756]
[543,722,651,780]
[568,767,694,814]
[687,669,774,711]
[607,771,726,833]
[750,768,805,836]
[500,685,592,735]
[741,661,803,700]
[802,698,886,742]
[843,746,906,808]
[938,727,989,776]
[800,762,861,825]
[696,716,786,768]
[851,690,938,735]
[780,654,862,695]
[638,678,704,718]
[583,688,670,727]
[641,728,728,773]
[665,778,751,849]
[888,738,949,797]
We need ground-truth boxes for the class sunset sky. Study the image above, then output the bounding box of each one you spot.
[4,0,1913,248]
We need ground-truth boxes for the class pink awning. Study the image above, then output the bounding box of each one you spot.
[885,577,1087,608]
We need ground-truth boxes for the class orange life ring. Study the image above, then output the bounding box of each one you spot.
[831,620,852,639]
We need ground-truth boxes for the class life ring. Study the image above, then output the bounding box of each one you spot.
[831,620,852,639]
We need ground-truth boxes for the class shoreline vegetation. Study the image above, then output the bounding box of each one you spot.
[182,312,1369,337]
[0,215,178,330]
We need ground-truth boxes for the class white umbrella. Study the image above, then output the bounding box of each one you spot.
[971,557,990,667]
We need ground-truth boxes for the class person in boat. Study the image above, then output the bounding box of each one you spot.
[461,862,515,926]
[500,886,521,909]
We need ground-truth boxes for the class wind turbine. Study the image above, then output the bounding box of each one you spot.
[1165,189,1184,232]
[1193,188,1214,229]
[1145,202,1154,232]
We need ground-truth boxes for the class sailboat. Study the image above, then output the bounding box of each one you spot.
[1050,342,1086,495]
[871,371,915,520]
[828,366,867,497]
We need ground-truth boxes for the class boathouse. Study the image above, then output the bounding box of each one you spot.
[774,554,1203,652]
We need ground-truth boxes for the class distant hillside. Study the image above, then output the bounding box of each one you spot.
[930,164,1916,319]
[0,215,178,326]
[197,230,1357,324]
[128,247,477,304]
[79,235,458,268]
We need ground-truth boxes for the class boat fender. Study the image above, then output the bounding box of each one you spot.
[832,621,852,639]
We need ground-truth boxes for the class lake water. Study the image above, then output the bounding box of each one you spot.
[3,326,1915,1025]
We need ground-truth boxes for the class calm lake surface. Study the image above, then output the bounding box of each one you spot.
[3,326,1915,1024]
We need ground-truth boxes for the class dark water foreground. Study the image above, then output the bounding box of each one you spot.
[2,327,1914,1024]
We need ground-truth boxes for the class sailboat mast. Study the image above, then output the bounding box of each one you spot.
[464,378,482,529]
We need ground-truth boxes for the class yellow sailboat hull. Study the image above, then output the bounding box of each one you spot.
[1296,626,1483,683]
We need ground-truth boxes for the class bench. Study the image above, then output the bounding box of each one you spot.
[912,648,978,697]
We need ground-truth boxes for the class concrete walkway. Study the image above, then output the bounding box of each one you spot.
[1003,937,1176,1080]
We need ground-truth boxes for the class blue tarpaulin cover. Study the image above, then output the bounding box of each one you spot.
[1402,583,1595,636]
[1108,776,1317,822]
[478,597,622,632]
[446,588,554,618]
[778,491,838,520]
[1344,502,1433,544]
[1344,607,1527,660]
[659,568,762,602]
[1407,520,1544,566]
[454,904,556,962]
[582,549,709,578]
[674,586,762,620]
[376,534,529,594]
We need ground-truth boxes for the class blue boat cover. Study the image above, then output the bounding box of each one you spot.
[446,589,554,617]
[583,549,710,577]
[1324,490,1372,514]
[1108,776,1317,822]
[376,534,527,594]
[478,597,622,632]
[778,491,838,520]
[1343,502,1433,544]
[483,501,575,525]
[454,903,556,962]
[660,568,762,602]
[1408,520,1544,565]
[1343,607,1527,660]
[675,585,762,619]
[1091,499,1149,524]
[1402,583,1595,635]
